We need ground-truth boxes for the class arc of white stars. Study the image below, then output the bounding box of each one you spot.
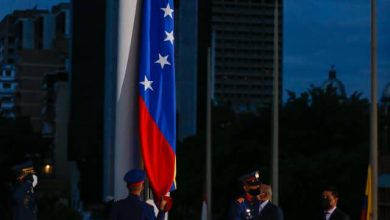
[164,31,174,45]
[140,75,154,91]
[155,53,171,69]
[161,3,174,18]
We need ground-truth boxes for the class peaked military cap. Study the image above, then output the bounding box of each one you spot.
[12,160,34,174]
[239,170,261,186]
[123,169,146,185]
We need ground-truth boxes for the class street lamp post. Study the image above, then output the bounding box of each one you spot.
[271,0,280,205]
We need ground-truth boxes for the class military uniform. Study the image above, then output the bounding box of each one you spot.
[11,161,37,220]
[228,171,262,220]
[109,169,166,220]
[228,195,261,220]
[109,194,165,220]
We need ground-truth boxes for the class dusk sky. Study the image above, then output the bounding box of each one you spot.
[0,0,67,18]
[284,0,390,101]
[1,0,389,102]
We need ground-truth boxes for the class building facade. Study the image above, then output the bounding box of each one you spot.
[211,0,283,112]
[0,4,70,132]
[0,64,18,118]
[0,3,76,207]
[175,0,199,140]
[69,0,106,205]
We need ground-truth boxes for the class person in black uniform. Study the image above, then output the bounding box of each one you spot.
[320,186,350,220]
[228,171,262,220]
[109,169,168,220]
[255,184,283,220]
[11,161,38,220]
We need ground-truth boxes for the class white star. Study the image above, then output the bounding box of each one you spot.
[140,75,154,91]
[155,53,171,69]
[161,3,174,18]
[164,31,174,45]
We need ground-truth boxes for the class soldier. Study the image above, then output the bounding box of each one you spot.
[228,171,262,220]
[109,169,170,220]
[11,160,38,220]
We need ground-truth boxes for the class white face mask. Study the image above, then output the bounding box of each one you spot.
[32,174,38,188]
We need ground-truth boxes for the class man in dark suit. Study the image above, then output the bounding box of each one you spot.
[321,186,350,220]
[109,169,169,220]
[255,184,283,220]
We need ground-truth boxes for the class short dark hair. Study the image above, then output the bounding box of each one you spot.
[323,186,339,198]
[126,184,144,194]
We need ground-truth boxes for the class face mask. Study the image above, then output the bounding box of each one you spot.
[322,198,331,209]
[248,188,261,196]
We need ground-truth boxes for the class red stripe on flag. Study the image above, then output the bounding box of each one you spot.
[139,97,176,198]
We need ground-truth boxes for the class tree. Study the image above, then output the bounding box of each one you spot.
[171,86,371,220]
[280,86,369,220]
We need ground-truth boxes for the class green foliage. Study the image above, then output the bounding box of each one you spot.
[171,86,373,220]
[280,87,369,219]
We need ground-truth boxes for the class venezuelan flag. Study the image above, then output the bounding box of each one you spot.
[360,166,372,220]
[138,0,176,199]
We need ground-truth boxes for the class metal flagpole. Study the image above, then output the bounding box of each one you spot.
[271,0,279,205]
[112,0,142,199]
[206,46,213,220]
[370,0,378,219]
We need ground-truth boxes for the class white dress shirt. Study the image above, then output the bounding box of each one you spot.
[324,206,337,220]
[259,200,269,214]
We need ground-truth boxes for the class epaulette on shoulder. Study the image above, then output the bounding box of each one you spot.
[236,197,245,204]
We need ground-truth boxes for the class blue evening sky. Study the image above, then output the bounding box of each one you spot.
[0,0,67,18]
[1,0,389,101]
[284,0,390,101]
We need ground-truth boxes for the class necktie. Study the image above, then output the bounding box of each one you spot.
[323,211,329,220]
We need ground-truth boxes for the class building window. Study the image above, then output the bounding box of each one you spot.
[56,12,66,37]
[2,97,12,102]
[8,36,15,44]
[3,83,11,89]
[5,69,11,77]
[34,16,44,49]
[16,21,24,48]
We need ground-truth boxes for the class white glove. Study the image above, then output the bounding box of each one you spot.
[32,174,38,188]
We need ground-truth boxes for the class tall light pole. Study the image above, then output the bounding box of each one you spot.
[206,46,213,220]
[370,0,378,219]
[271,0,280,205]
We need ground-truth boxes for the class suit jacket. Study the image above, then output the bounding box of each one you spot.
[109,194,165,220]
[326,208,350,220]
[255,201,283,220]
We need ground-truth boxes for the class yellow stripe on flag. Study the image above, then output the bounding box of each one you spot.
[365,166,372,220]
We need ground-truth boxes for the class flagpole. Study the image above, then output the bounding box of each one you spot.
[206,45,213,220]
[370,0,378,219]
[206,46,213,220]
[271,0,279,205]
[111,0,142,199]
